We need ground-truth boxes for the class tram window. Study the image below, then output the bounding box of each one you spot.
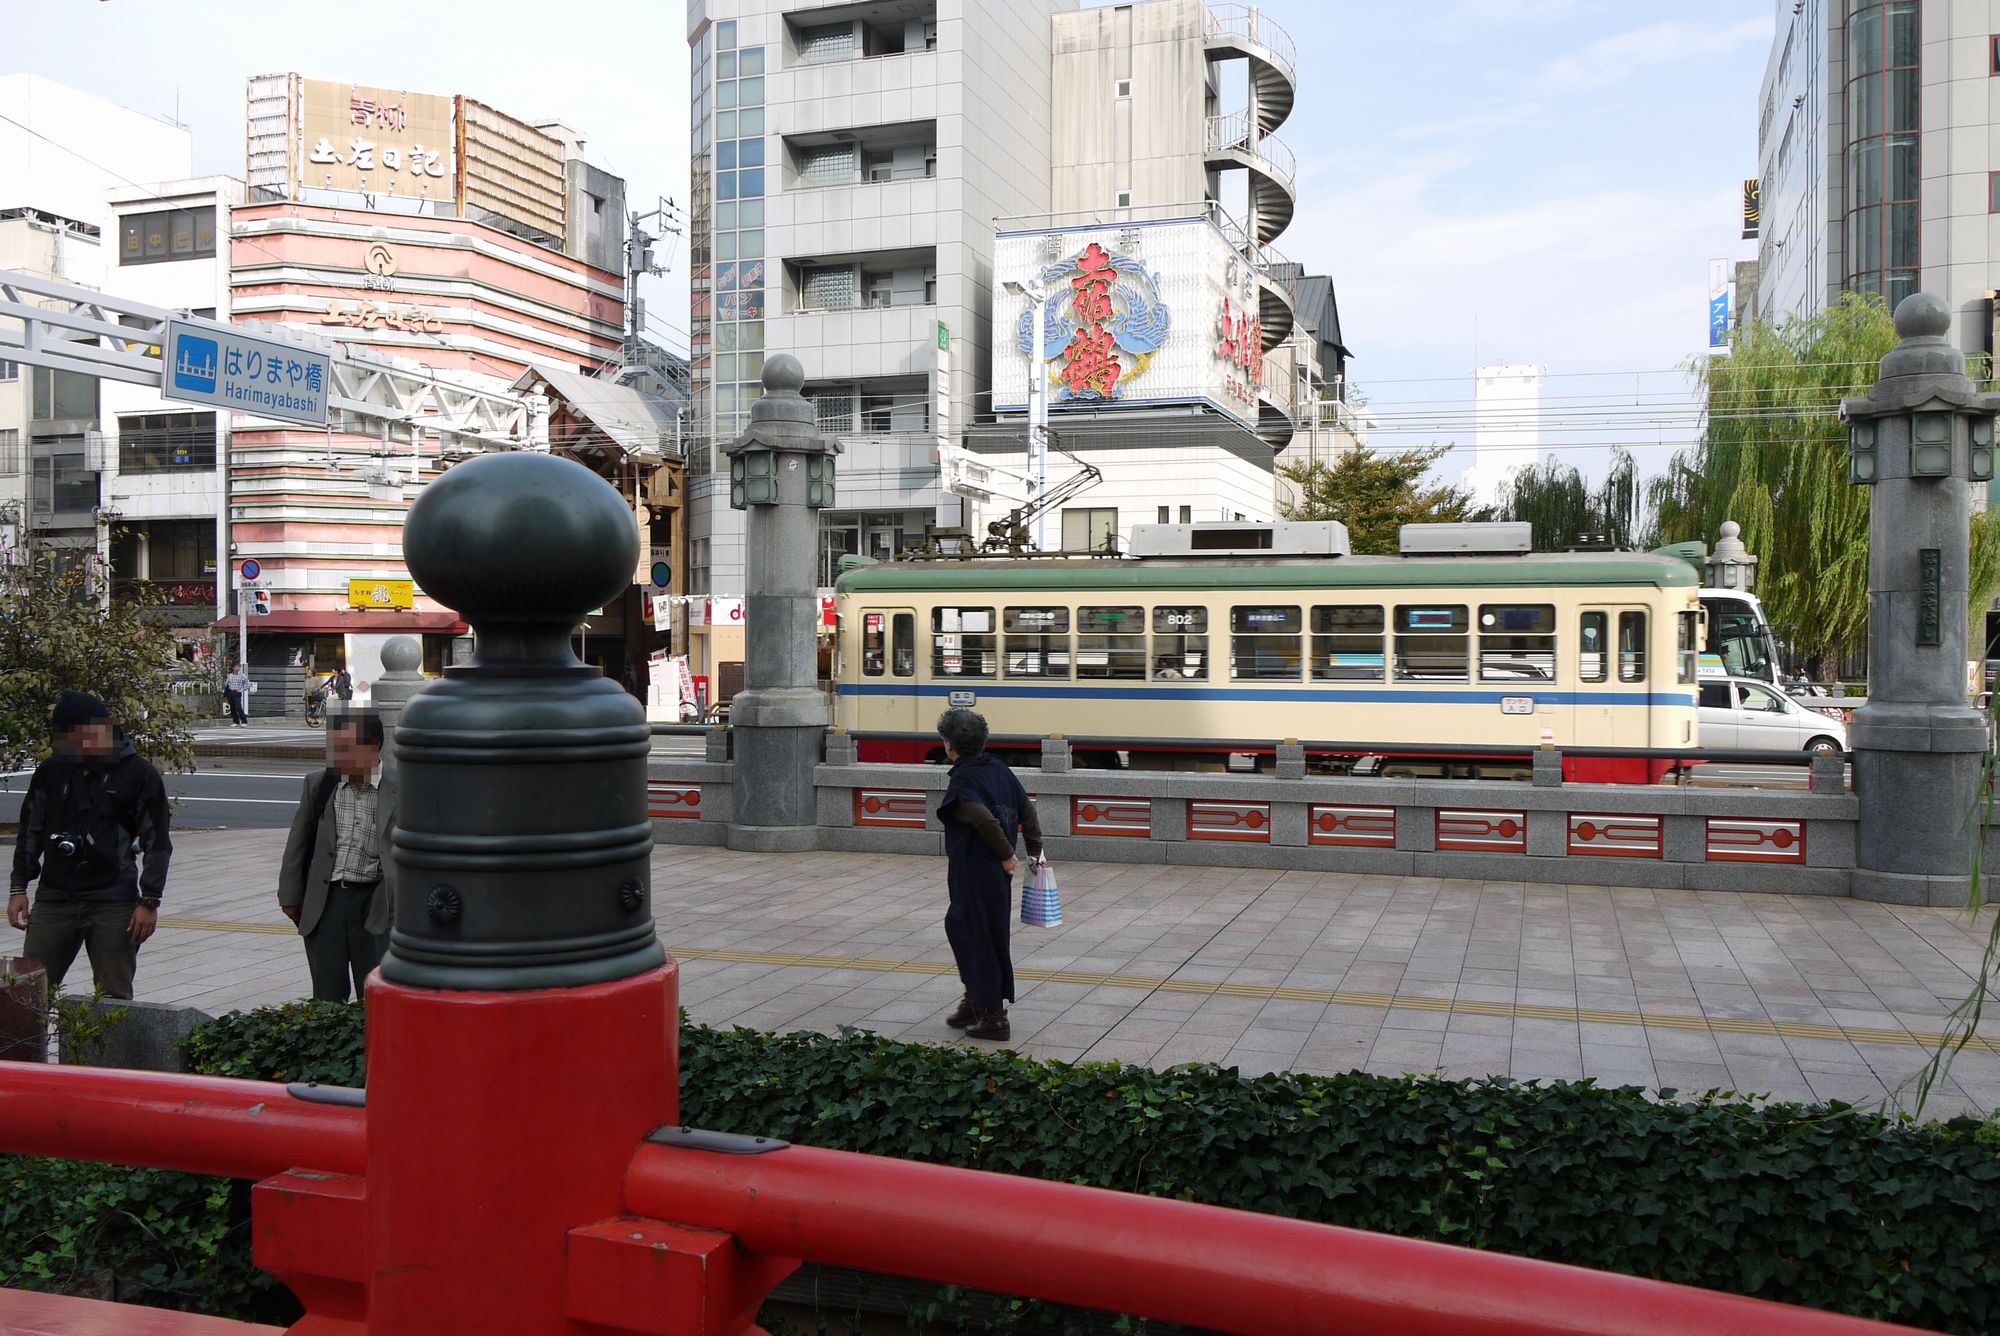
[1477,604,1555,682]
[1151,606,1209,680]
[1579,611,1608,683]
[892,613,915,677]
[1393,605,1468,682]
[1004,606,1072,678]
[932,606,996,678]
[1618,610,1647,682]
[1230,605,1302,681]
[1077,606,1146,679]
[862,612,886,677]
[1676,610,1699,684]
[1310,605,1385,682]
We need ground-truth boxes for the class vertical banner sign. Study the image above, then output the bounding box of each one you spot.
[1741,179,1760,241]
[1918,547,1942,646]
[1708,259,1731,349]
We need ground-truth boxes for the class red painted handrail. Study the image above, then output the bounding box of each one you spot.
[0,1068,364,1179]
[624,1139,1928,1336]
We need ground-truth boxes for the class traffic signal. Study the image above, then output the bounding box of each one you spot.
[249,589,272,617]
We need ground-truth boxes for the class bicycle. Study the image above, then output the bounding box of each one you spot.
[305,682,331,728]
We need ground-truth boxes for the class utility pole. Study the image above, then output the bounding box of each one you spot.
[1003,278,1051,550]
[623,198,681,372]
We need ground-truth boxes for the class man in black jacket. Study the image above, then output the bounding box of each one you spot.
[6,691,174,999]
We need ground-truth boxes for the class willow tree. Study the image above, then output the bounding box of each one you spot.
[1647,292,2000,678]
[1490,449,1638,550]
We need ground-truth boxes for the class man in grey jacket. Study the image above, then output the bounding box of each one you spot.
[278,711,395,1002]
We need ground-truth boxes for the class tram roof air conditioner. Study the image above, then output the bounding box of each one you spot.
[1129,520,1350,558]
[1399,522,1533,556]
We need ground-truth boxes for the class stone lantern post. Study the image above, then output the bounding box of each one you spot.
[1841,293,2000,905]
[723,355,840,852]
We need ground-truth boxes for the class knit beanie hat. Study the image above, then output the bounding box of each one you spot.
[50,690,112,734]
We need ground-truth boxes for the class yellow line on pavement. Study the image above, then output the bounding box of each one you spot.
[158,916,1999,1055]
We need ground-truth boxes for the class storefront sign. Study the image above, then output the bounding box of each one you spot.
[349,578,416,610]
[1214,296,1263,410]
[300,79,456,196]
[321,300,446,334]
[1018,240,1171,405]
[688,598,744,629]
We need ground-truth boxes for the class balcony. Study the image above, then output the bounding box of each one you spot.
[787,1,937,66]
[786,121,938,192]
[789,247,938,315]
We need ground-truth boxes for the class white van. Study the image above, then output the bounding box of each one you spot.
[1697,676,1848,756]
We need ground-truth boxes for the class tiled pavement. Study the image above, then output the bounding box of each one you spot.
[34,829,2000,1121]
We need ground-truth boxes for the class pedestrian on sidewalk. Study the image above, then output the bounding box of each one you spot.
[224,665,251,726]
[6,691,174,999]
[278,711,396,1002]
[935,708,1041,1042]
[331,668,352,703]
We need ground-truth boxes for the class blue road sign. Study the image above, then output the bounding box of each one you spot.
[164,320,330,426]
[240,559,261,581]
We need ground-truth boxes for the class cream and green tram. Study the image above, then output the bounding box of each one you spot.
[833,551,1703,783]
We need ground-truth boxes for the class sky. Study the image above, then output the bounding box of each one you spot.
[5,0,1773,486]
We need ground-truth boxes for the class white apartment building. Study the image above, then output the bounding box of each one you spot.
[0,75,192,570]
[1755,0,2000,355]
[1461,364,1544,510]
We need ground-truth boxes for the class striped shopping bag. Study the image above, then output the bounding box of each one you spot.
[1021,857,1063,928]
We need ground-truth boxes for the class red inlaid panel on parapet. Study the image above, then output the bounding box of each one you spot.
[1073,798,1153,838]
[855,790,929,829]
[1567,814,1663,859]
[1436,810,1528,855]
[1188,800,1272,844]
[1309,805,1397,848]
[647,780,702,821]
[1705,819,1806,864]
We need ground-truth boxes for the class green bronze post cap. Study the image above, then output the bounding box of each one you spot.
[404,451,638,626]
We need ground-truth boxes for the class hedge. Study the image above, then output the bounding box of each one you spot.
[1,1000,1997,1333]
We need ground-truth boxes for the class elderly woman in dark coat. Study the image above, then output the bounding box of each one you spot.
[935,709,1042,1041]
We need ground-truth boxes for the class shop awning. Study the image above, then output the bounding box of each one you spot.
[212,611,469,635]
[514,364,680,459]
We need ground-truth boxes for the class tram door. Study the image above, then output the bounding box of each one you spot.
[1576,606,1650,747]
[1575,608,1616,746]
[857,609,921,734]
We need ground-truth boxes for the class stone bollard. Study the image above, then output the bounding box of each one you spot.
[369,635,426,738]
[722,355,840,853]
[1275,740,1306,780]
[1040,736,1073,774]
[823,730,857,767]
[1532,751,1563,788]
[1841,294,2000,905]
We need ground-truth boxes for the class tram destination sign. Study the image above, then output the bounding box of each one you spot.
[164,320,330,427]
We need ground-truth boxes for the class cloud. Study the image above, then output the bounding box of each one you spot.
[1539,18,1774,92]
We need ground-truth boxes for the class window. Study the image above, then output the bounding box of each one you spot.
[1311,605,1385,682]
[932,606,995,677]
[31,367,97,422]
[1579,611,1607,682]
[862,611,887,676]
[1677,610,1699,684]
[1115,190,1133,208]
[1699,682,1730,710]
[1231,605,1302,681]
[1618,610,1647,682]
[0,359,16,381]
[1075,606,1145,679]
[118,411,217,473]
[136,518,216,580]
[1061,507,1118,553]
[1179,505,1192,523]
[1394,605,1469,682]
[802,265,858,311]
[892,612,915,676]
[1740,683,1787,713]
[1115,79,1132,97]
[1989,170,2000,214]
[1004,606,1070,678]
[799,23,857,64]
[1477,604,1555,682]
[1991,33,2000,74]
[0,429,17,476]
[118,207,216,265]
[1151,606,1208,679]
[1157,506,1170,524]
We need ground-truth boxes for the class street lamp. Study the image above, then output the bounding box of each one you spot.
[1003,277,1049,550]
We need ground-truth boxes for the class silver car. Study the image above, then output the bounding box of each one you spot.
[1697,676,1848,756]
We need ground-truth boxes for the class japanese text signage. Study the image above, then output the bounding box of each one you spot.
[299,79,456,197]
[164,320,330,427]
[349,578,416,610]
[1019,240,1171,405]
[1214,296,1264,410]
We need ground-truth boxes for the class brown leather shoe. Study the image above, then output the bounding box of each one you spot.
[945,995,976,1028]
[962,1008,1010,1042]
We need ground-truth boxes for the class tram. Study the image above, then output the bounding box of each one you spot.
[833,522,1706,784]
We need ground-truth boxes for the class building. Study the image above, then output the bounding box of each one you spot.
[1755,0,2000,354]
[1460,364,1543,510]
[683,0,1349,692]
[681,0,1067,690]
[0,75,192,574]
[218,75,666,706]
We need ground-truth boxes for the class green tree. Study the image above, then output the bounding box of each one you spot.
[1490,449,1639,551]
[0,552,195,775]
[1278,444,1482,555]
[1646,291,2000,678]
